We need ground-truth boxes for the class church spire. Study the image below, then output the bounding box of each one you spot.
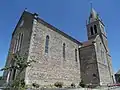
[89,7,99,23]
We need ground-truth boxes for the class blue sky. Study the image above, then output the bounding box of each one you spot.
[0,0,120,76]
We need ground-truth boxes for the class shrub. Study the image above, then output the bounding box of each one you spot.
[32,83,39,88]
[54,82,63,88]
[0,76,2,80]
[71,83,75,88]
[79,80,85,88]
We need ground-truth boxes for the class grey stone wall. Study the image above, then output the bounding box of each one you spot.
[3,11,34,82]
[25,18,81,86]
[80,44,100,85]
[3,10,114,88]
[94,36,113,85]
[107,55,115,83]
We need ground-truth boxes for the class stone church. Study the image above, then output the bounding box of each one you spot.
[3,8,115,86]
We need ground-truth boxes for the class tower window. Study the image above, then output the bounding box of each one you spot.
[63,43,65,59]
[45,35,49,53]
[94,25,97,34]
[90,26,94,35]
[90,14,93,18]
[75,49,77,62]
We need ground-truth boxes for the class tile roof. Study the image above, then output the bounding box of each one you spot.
[82,39,95,47]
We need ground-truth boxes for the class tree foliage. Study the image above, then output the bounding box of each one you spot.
[54,82,63,88]
[79,80,85,88]
[32,83,40,88]
[0,53,36,90]
[71,83,75,88]
[1,53,35,72]
[0,76,2,80]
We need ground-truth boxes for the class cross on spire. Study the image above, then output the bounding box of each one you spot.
[88,0,93,10]
[90,2,93,10]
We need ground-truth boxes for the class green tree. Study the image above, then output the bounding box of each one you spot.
[54,82,63,88]
[79,80,85,88]
[0,76,2,80]
[1,53,35,90]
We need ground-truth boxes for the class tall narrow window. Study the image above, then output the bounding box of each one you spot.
[15,36,19,53]
[20,33,23,49]
[90,26,94,35]
[12,69,16,80]
[6,71,10,83]
[75,49,77,62]
[13,39,17,53]
[18,33,23,51]
[14,33,24,53]
[45,35,49,53]
[11,60,16,80]
[63,43,65,59]
[94,25,97,34]
[17,33,21,51]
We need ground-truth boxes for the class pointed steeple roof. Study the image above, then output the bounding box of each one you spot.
[89,8,99,23]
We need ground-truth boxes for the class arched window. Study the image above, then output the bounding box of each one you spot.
[15,36,19,53]
[90,26,94,35]
[63,43,65,59]
[94,25,97,34]
[6,71,10,83]
[17,33,23,51]
[75,49,77,62]
[15,33,24,52]
[45,35,49,53]
[10,60,16,80]
[19,33,23,49]
[13,39,17,53]
[16,34,20,51]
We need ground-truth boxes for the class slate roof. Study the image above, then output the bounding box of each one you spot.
[13,11,82,45]
[36,16,82,45]
[24,11,82,45]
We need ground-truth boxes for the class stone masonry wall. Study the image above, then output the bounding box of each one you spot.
[3,11,34,82]
[25,18,81,86]
[94,36,112,85]
[80,44,100,85]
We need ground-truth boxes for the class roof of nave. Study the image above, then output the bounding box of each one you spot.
[81,39,95,47]
[23,11,82,45]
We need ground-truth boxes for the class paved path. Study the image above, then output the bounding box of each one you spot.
[110,87,120,90]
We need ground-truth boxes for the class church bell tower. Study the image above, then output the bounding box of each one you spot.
[85,8,115,84]
[86,8,108,52]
